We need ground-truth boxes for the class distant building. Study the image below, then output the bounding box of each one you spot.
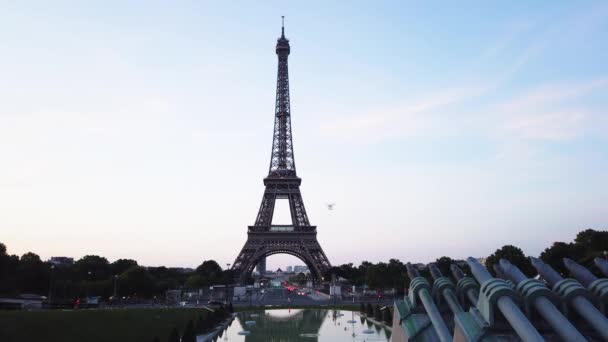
[49,257,74,267]
[286,266,293,272]
[293,265,309,273]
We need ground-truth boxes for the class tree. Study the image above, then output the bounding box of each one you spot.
[184,274,206,289]
[196,260,223,285]
[288,272,307,285]
[434,256,455,278]
[75,255,111,281]
[118,266,156,297]
[574,229,608,251]
[17,252,48,294]
[111,259,138,275]
[540,242,577,276]
[486,245,536,278]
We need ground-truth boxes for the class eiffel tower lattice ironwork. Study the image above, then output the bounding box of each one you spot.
[232,19,331,283]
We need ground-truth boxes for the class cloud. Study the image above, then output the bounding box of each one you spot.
[318,85,489,143]
[496,79,608,140]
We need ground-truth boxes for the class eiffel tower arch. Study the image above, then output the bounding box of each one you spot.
[232,19,331,284]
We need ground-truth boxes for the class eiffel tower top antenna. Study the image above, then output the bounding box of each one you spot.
[281,16,285,37]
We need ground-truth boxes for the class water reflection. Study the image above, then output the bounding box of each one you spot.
[223,308,390,341]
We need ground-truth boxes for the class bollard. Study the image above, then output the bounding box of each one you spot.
[466,257,543,342]
[429,263,464,315]
[594,257,608,277]
[406,263,452,342]
[492,264,515,288]
[498,259,586,341]
[530,256,608,340]
[450,264,479,307]
[563,258,597,287]
[564,258,608,315]
[492,264,507,280]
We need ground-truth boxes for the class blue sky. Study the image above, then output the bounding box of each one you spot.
[1,1,607,269]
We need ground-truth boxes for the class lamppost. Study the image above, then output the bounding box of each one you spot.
[48,265,55,304]
[85,271,92,299]
[225,263,231,305]
[113,274,118,299]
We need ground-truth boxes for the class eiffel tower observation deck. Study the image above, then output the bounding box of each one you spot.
[231,18,331,283]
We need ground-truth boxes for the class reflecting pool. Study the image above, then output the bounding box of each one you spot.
[218,309,391,341]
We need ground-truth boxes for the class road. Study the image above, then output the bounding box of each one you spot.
[232,287,394,307]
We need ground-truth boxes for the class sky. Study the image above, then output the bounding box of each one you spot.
[1,1,607,270]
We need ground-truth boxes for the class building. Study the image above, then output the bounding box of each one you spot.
[293,265,309,274]
[286,266,293,273]
[49,257,74,267]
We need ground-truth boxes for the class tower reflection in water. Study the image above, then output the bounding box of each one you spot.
[230,309,391,341]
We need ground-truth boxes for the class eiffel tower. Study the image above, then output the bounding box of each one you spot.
[231,19,331,283]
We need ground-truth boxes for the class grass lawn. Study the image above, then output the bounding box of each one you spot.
[0,307,208,342]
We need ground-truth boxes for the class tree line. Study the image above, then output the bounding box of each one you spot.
[1,228,606,299]
[323,228,607,291]
[0,243,234,300]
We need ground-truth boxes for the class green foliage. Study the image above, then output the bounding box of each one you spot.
[184,274,206,289]
[75,255,111,280]
[434,256,455,277]
[118,266,157,297]
[485,245,536,277]
[360,302,365,313]
[365,259,408,290]
[111,259,138,275]
[541,229,608,275]
[540,242,578,276]
[16,252,49,294]
[196,260,223,284]
[288,272,307,285]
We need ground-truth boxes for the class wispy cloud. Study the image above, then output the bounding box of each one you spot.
[497,79,608,140]
[318,85,489,142]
